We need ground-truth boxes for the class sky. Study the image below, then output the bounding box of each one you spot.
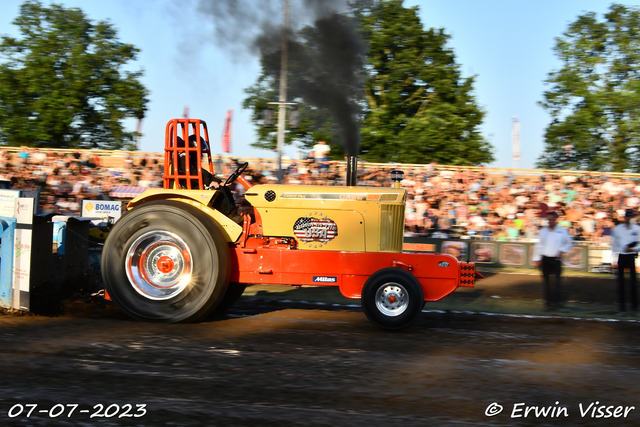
[1,0,640,170]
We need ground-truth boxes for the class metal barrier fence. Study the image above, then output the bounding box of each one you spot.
[403,236,613,273]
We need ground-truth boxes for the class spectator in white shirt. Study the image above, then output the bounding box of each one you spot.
[612,208,640,315]
[532,211,573,311]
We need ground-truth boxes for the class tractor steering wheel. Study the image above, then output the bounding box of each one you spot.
[224,162,248,186]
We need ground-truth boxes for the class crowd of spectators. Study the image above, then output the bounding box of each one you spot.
[1,146,637,246]
[391,166,624,244]
[0,147,165,215]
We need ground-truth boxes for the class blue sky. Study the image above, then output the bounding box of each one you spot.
[1,0,639,169]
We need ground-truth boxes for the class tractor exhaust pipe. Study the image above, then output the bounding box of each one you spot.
[346,155,357,186]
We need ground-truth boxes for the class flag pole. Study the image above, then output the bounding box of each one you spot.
[511,116,520,169]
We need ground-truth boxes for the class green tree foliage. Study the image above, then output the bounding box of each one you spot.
[243,0,493,165]
[360,0,492,165]
[539,4,640,172]
[0,1,148,149]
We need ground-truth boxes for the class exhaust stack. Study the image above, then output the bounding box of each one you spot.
[390,170,404,189]
[346,156,357,186]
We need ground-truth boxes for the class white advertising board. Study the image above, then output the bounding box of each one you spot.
[13,197,34,311]
[82,200,122,220]
[0,189,19,218]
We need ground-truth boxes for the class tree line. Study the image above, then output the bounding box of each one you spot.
[2,1,640,170]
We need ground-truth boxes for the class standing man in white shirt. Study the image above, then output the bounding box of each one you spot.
[532,211,573,311]
[312,141,331,175]
[612,209,640,315]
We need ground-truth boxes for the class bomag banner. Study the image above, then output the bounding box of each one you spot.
[82,200,122,220]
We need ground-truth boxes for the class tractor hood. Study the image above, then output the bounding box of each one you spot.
[244,185,407,253]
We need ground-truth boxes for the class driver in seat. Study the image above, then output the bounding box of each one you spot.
[176,135,243,224]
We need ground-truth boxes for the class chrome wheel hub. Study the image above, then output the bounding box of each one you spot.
[375,282,408,317]
[125,231,192,300]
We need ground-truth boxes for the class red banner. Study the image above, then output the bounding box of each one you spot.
[221,110,232,153]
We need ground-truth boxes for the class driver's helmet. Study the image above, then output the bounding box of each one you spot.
[176,134,208,150]
[191,134,210,155]
[177,134,210,158]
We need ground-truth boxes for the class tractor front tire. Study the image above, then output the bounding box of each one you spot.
[361,267,424,330]
[102,200,230,323]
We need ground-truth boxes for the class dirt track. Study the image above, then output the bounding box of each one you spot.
[1,273,640,426]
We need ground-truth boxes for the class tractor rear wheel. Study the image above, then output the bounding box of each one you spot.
[361,267,424,330]
[102,200,230,323]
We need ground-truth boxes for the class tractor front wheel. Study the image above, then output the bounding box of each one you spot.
[361,267,424,330]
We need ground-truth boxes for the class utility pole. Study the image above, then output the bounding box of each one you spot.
[267,0,296,182]
[275,0,290,183]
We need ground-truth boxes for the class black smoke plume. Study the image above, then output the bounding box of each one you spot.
[196,0,367,156]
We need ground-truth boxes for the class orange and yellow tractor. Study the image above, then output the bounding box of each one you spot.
[102,119,479,329]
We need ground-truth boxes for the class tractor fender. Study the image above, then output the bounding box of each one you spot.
[125,189,243,243]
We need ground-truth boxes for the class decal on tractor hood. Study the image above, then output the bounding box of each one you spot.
[281,193,366,201]
[293,215,338,244]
